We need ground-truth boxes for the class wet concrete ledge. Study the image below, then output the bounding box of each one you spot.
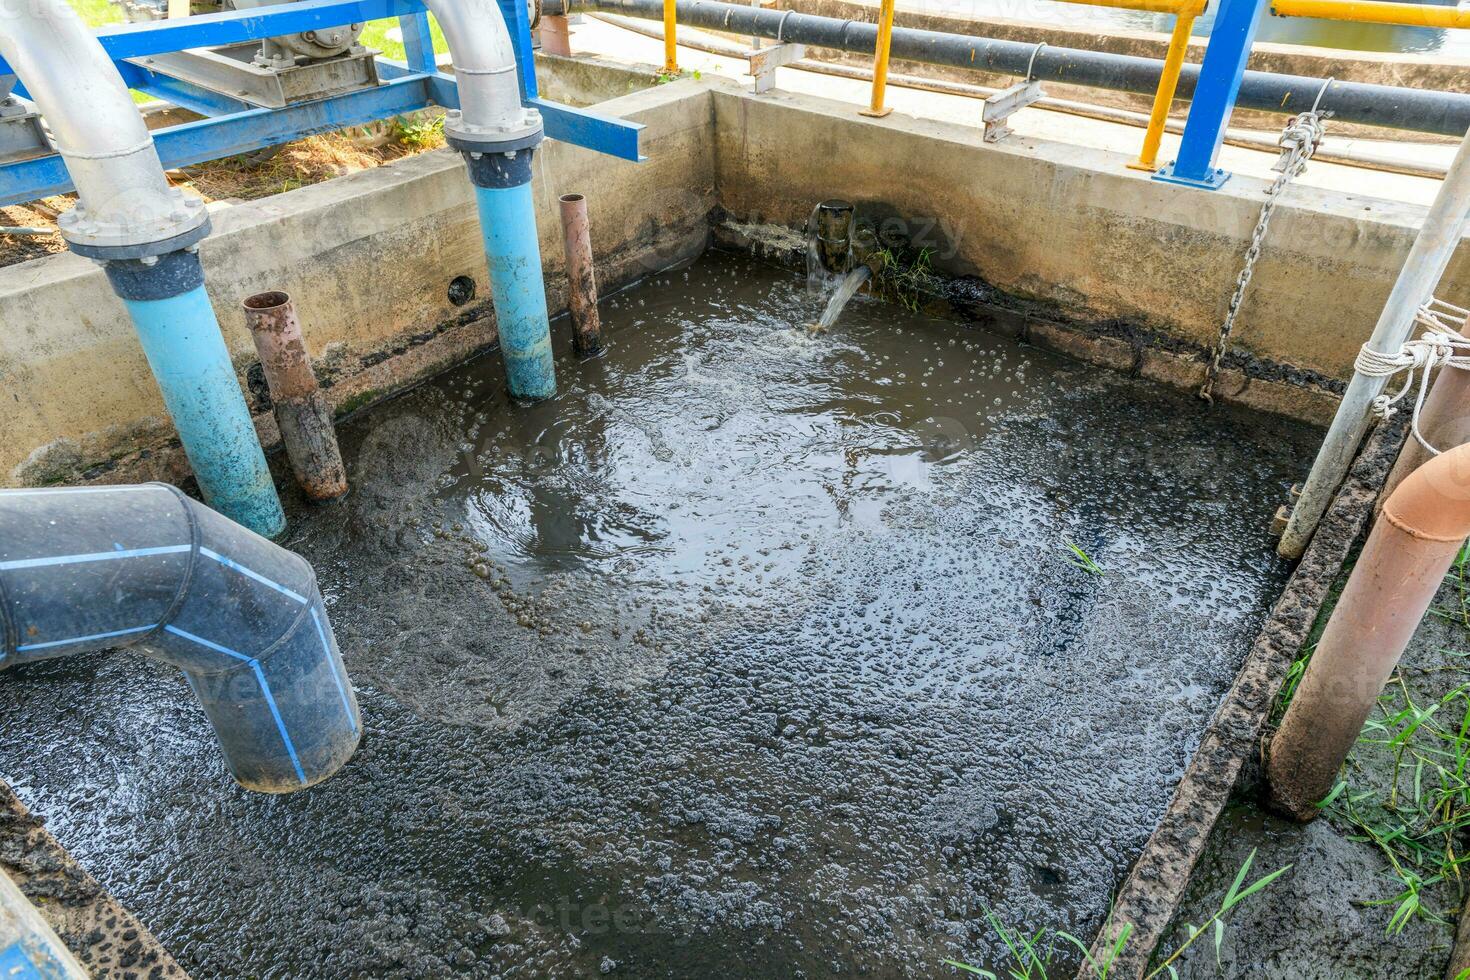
[0,782,186,979]
[709,86,1470,392]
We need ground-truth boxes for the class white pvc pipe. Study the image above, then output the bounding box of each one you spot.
[0,0,199,250]
[422,0,536,140]
[1279,125,1470,559]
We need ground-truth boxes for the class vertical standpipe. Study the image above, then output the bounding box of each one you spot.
[425,0,558,401]
[559,193,604,357]
[103,253,286,537]
[0,0,285,539]
[243,291,349,501]
[465,150,558,400]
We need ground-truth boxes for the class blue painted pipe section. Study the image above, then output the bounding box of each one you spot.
[107,252,286,539]
[0,484,360,793]
[467,152,556,401]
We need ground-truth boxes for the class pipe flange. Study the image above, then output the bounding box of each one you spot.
[65,211,213,262]
[443,106,545,155]
[58,188,210,259]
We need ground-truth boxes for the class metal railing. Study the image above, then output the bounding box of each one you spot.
[861,0,1208,170]
[1164,0,1470,189]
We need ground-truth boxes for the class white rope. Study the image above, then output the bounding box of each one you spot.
[1355,298,1470,455]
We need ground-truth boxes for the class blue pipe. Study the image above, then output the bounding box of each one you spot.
[466,151,557,401]
[0,484,360,793]
[104,251,286,539]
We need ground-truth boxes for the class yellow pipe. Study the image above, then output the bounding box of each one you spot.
[1051,0,1207,14]
[1127,11,1197,171]
[663,0,678,72]
[1273,0,1470,27]
[860,0,896,118]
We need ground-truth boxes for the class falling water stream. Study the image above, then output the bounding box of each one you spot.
[812,264,872,333]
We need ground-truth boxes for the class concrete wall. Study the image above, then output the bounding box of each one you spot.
[710,87,1470,423]
[0,75,717,486]
[8,68,1470,485]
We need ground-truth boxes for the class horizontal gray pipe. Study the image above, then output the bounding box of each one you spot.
[549,0,1470,137]
[0,484,361,794]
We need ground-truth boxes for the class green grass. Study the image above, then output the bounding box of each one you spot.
[1277,541,1470,933]
[941,851,1289,979]
[1063,536,1105,576]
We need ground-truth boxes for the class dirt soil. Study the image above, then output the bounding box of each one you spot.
[0,122,443,270]
[1164,571,1470,979]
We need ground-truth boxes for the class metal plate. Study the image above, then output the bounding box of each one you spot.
[129,43,380,109]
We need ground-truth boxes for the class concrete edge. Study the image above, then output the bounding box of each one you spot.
[1079,416,1409,979]
[0,781,187,979]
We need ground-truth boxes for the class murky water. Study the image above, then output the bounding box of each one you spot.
[0,251,1321,978]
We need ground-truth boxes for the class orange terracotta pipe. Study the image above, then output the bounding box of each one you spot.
[1267,440,1470,820]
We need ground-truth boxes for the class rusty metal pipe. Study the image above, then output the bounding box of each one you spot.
[1267,441,1470,821]
[540,13,574,56]
[558,194,603,357]
[243,291,348,501]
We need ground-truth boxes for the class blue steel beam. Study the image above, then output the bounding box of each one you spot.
[376,60,647,161]
[0,0,423,74]
[497,0,539,102]
[0,75,436,206]
[1155,0,1270,188]
[398,10,439,74]
[114,62,255,117]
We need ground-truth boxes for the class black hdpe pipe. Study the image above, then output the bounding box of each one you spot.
[547,0,1470,137]
[0,484,361,794]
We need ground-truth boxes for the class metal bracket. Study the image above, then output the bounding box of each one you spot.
[0,97,50,164]
[130,43,380,109]
[747,41,804,94]
[1154,161,1232,189]
[982,79,1043,143]
[982,42,1045,143]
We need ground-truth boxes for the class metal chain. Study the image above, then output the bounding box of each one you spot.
[1199,108,1328,403]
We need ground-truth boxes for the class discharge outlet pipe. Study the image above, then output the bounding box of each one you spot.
[0,0,285,539]
[1266,441,1470,821]
[0,485,361,794]
[428,0,558,401]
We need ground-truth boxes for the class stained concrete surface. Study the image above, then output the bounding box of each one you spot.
[1164,574,1470,979]
[0,251,1319,977]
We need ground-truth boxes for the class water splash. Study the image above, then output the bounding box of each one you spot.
[812,265,872,334]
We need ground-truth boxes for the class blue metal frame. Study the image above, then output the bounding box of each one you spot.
[1154,0,1270,189]
[0,0,644,207]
